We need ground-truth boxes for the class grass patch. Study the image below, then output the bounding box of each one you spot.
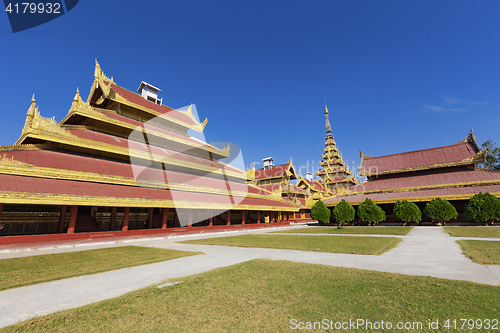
[182,234,401,255]
[274,226,413,235]
[457,240,500,265]
[444,226,500,238]
[0,246,199,291]
[4,259,500,332]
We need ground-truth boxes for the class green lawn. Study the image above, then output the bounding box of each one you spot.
[457,240,500,265]
[0,246,199,291]
[274,226,413,235]
[4,259,499,332]
[182,234,401,255]
[444,226,500,238]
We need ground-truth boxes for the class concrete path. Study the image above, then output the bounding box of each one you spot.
[0,226,499,328]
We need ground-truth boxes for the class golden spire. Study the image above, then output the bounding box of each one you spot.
[324,100,332,135]
[31,94,36,105]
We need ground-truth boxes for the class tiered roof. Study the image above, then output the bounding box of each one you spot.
[254,159,297,182]
[251,157,309,207]
[325,130,497,206]
[316,103,357,191]
[296,175,331,200]
[0,61,296,212]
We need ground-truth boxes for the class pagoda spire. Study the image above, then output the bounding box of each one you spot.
[324,99,332,136]
[316,100,357,191]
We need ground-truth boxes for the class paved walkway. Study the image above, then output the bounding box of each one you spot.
[0,226,499,328]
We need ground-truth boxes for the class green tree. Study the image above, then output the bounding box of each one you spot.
[393,200,422,225]
[310,200,331,224]
[424,198,458,225]
[478,140,500,169]
[332,199,355,227]
[357,198,386,225]
[465,192,500,225]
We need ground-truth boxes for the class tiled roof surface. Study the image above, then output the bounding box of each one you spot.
[255,164,290,180]
[324,184,500,204]
[302,179,326,191]
[110,84,197,126]
[0,174,294,208]
[98,111,212,148]
[2,150,264,195]
[362,142,478,174]
[66,129,243,175]
[351,169,500,193]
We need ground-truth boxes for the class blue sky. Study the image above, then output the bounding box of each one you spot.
[1,1,499,180]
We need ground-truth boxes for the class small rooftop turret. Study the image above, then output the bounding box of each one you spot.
[305,172,313,182]
[262,157,274,170]
[137,81,162,106]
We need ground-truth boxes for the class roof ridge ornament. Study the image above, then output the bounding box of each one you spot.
[359,150,375,159]
[246,163,256,181]
[74,88,80,102]
[22,94,38,134]
[178,104,209,132]
[454,128,480,152]
[19,96,76,143]
[0,154,34,167]
[94,59,113,98]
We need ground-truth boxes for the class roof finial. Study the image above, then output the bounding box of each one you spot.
[31,94,36,105]
[94,59,101,79]
[73,88,80,102]
[324,100,332,135]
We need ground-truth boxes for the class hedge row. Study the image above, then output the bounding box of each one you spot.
[314,192,500,225]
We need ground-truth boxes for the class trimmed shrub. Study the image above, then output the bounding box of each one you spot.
[358,198,386,225]
[393,200,421,225]
[311,200,331,224]
[465,192,500,225]
[332,199,355,226]
[424,198,458,225]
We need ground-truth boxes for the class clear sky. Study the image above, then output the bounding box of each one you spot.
[1,1,499,181]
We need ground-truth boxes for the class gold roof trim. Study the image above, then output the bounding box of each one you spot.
[19,129,246,180]
[0,143,53,152]
[0,161,285,201]
[0,191,298,211]
[338,178,500,197]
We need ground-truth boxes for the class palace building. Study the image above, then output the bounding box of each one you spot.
[1,62,498,236]
[325,130,500,222]
[250,157,314,221]
[0,61,297,236]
